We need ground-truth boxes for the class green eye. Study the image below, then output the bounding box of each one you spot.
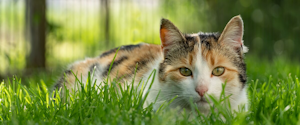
[179,68,192,76]
[212,67,225,76]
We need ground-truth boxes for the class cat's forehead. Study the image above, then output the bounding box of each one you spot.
[183,32,230,67]
[183,32,221,53]
[185,32,220,44]
[165,32,223,66]
[198,32,220,41]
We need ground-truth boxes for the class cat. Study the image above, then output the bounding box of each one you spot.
[54,15,248,114]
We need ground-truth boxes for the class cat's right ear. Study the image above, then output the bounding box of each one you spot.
[160,18,185,55]
[219,15,248,54]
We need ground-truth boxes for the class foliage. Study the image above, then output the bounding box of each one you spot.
[166,0,300,60]
[2,0,300,75]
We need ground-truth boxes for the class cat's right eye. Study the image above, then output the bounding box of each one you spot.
[179,68,192,76]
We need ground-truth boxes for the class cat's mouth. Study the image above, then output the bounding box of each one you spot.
[193,97,211,112]
[196,98,208,104]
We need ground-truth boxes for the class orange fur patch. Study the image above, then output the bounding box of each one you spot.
[160,28,168,46]
[101,44,162,84]
[201,39,239,84]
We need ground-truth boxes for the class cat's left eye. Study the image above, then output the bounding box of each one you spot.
[179,68,192,76]
[212,67,225,76]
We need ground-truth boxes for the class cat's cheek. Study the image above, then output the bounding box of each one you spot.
[181,79,197,93]
[164,73,196,95]
[207,77,224,98]
[224,79,244,97]
[220,73,242,89]
[165,71,187,83]
[218,71,238,84]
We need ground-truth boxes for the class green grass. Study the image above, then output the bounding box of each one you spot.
[0,56,299,124]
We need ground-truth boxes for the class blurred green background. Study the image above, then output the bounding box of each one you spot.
[0,0,299,81]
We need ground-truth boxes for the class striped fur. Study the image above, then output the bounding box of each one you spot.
[54,15,248,114]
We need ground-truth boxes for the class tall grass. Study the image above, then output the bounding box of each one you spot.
[0,56,300,124]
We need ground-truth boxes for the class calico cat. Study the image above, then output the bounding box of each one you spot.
[54,15,248,114]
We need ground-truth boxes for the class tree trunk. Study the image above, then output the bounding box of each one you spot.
[101,0,110,48]
[25,0,47,70]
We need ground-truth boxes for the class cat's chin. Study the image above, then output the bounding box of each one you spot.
[194,99,212,114]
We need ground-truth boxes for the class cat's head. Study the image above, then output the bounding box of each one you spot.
[158,15,248,111]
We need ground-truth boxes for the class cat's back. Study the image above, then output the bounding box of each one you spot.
[55,43,162,90]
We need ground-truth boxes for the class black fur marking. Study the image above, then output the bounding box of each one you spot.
[239,74,247,84]
[200,35,207,44]
[211,33,220,41]
[120,44,141,51]
[238,62,247,88]
[100,44,141,58]
[164,57,172,64]
[53,69,71,93]
[89,63,99,74]
[102,56,128,77]
[135,59,148,70]
[199,33,220,51]
[54,78,63,89]
[64,70,72,75]
[240,63,247,88]
[158,63,166,81]
[240,63,247,74]
[199,33,220,42]
[199,34,206,40]
[99,48,118,58]
[121,58,150,80]
[53,77,64,98]
[183,37,196,52]
[54,68,72,91]
[55,68,73,91]
[205,41,210,50]
[185,36,194,41]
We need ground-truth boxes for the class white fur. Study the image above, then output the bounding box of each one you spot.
[143,45,248,114]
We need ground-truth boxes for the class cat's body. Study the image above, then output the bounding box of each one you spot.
[54,15,248,114]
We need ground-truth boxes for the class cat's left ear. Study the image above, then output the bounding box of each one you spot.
[219,15,248,54]
[160,18,185,55]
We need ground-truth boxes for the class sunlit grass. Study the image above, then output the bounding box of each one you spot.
[1,56,300,124]
[0,71,241,124]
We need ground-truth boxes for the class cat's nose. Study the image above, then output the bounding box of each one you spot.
[196,85,208,97]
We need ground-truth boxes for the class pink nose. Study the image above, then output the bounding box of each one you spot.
[196,86,208,97]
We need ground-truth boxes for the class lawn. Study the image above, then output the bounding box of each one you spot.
[0,55,299,124]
